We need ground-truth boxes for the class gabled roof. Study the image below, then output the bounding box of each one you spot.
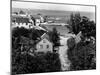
[41,33,49,40]
[40,33,53,43]
[12,15,31,24]
[16,17,30,24]
[33,26,46,31]
[75,31,82,43]
[36,32,53,45]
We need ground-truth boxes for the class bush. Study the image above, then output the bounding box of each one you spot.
[67,41,96,70]
[12,27,61,74]
[12,51,61,74]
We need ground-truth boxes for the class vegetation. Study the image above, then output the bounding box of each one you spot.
[67,13,96,70]
[12,50,61,74]
[12,27,45,41]
[48,27,60,47]
[67,40,96,70]
[19,10,26,14]
[69,13,96,38]
[12,27,61,74]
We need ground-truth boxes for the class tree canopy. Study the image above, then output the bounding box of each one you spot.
[48,27,60,46]
[69,13,96,38]
[19,10,25,14]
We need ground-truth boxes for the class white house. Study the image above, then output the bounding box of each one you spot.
[11,14,35,28]
[31,15,42,26]
[36,33,53,53]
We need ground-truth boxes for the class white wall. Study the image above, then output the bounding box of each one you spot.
[36,38,53,52]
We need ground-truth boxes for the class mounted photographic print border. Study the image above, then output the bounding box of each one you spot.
[11,0,96,75]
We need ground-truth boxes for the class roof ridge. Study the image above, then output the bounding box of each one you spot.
[41,33,47,39]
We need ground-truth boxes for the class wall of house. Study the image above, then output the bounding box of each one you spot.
[36,19,41,26]
[11,22,34,29]
[36,38,53,53]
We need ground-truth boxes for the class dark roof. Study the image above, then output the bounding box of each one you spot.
[12,15,31,24]
[41,33,50,41]
[19,36,34,45]
[36,33,53,45]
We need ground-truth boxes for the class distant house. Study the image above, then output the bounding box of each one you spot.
[31,15,44,26]
[11,14,35,29]
[12,12,46,28]
[36,33,53,53]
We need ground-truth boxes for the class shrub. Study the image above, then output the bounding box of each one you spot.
[67,41,96,70]
[12,51,61,74]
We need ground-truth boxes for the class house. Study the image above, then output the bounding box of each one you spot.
[36,33,53,53]
[12,13,45,28]
[11,14,34,29]
[75,31,82,44]
[31,15,44,26]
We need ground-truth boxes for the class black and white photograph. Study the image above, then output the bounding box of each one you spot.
[11,0,96,75]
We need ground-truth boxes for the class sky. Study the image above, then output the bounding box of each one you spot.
[12,1,95,13]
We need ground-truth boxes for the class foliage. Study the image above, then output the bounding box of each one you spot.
[67,39,96,70]
[48,27,60,46]
[12,27,29,38]
[30,15,36,25]
[13,12,18,15]
[19,10,25,14]
[67,13,96,70]
[69,13,96,38]
[69,13,81,35]
[67,37,76,49]
[12,51,61,74]
[43,16,48,22]
[80,17,96,38]
[12,27,61,74]
[12,27,45,41]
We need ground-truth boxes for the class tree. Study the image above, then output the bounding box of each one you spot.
[30,15,36,25]
[12,27,30,38]
[49,27,60,46]
[13,12,18,15]
[43,16,48,22]
[37,13,42,16]
[69,13,81,34]
[80,16,96,38]
[67,40,96,70]
[69,13,96,38]
[12,52,61,74]
[68,13,96,71]
[19,10,25,14]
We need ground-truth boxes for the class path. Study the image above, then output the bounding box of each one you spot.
[59,36,71,71]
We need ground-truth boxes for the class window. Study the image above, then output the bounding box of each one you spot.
[46,45,49,49]
[39,45,43,49]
